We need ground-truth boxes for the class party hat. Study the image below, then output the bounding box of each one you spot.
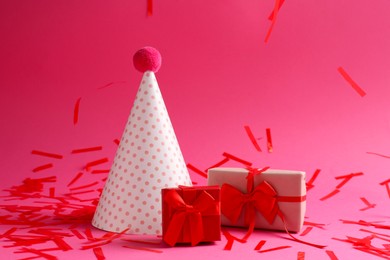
[92,47,192,235]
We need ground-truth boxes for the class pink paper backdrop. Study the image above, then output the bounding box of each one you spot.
[1,1,389,259]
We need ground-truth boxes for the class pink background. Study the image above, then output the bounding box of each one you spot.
[1,1,389,259]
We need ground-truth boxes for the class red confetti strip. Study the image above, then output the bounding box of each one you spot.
[73,97,81,125]
[335,172,364,180]
[85,158,109,171]
[360,229,390,238]
[113,139,120,145]
[268,0,285,20]
[32,163,53,173]
[265,0,282,43]
[31,150,63,159]
[71,146,102,154]
[186,163,207,178]
[97,81,126,90]
[244,125,262,152]
[222,230,247,250]
[300,226,313,236]
[123,245,163,253]
[325,250,339,260]
[52,237,73,251]
[335,172,363,189]
[259,245,291,253]
[303,221,326,229]
[67,172,84,187]
[380,179,390,185]
[266,128,273,153]
[297,251,305,260]
[320,189,340,201]
[366,151,390,159]
[306,169,321,191]
[70,229,85,239]
[340,219,390,229]
[254,240,266,250]
[205,157,230,172]
[147,0,153,16]
[359,197,376,211]
[122,238,162,245]
[69,181,99,191]
[84,228,94,241]
[15,248,57,260]
[93,247,105,260]
[337,67,366,97]
[222,152,252,166]
[91,169,110,174]
[380,179,390,198]
[49,187,55,198]
[0,227,17,238]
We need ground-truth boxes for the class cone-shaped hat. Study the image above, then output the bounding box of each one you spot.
[92,47,192,235]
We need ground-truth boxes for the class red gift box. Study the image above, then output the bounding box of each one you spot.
[162,186,221,246]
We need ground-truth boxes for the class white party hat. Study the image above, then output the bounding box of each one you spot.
[92,47,192,235]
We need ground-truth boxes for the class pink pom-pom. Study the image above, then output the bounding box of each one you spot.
[133,47,162,73]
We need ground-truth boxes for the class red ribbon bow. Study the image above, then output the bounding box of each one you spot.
[163,188,219,246]
[221,180,279,227]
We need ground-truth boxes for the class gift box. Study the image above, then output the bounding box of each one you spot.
[207,167,306,233]
[162,186,221,246]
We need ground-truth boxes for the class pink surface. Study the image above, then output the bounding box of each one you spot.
[0,1,389,259]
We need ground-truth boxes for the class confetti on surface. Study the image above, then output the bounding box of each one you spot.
[93,247,105,260]
[32,163,54,173]
[31,150,63,159]
[297,251,305,260]
[266,128,273,153]
[254,240,266,250]
[300,227,313,236]
[366,151,390,159]
[244,125,262,152]
[335,172,364,189]
[320,189,340,201]
[325,250,339,260]
[73,97,81,125]
[222,152,252,166]
[337,67,366,97]
[359,197,376,211]
[259,245,291,253]
[222,230,247,250]
[303,221,326,230]
[186,163,207,178]
[122,245,163,253]
[71,146,103,154]
[380,179,390,198]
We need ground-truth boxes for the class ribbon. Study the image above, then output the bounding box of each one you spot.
[163,188,219,246]
[221,178,325,248]
[245,166,270,193]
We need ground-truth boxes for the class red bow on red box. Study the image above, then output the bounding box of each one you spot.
[162,187,220,246]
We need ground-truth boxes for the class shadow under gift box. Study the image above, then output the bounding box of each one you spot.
[207,168,306,233]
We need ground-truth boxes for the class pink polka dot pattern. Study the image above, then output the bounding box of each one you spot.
[92,72,192,235]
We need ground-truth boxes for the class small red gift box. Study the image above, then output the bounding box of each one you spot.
[161,186,221,246]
